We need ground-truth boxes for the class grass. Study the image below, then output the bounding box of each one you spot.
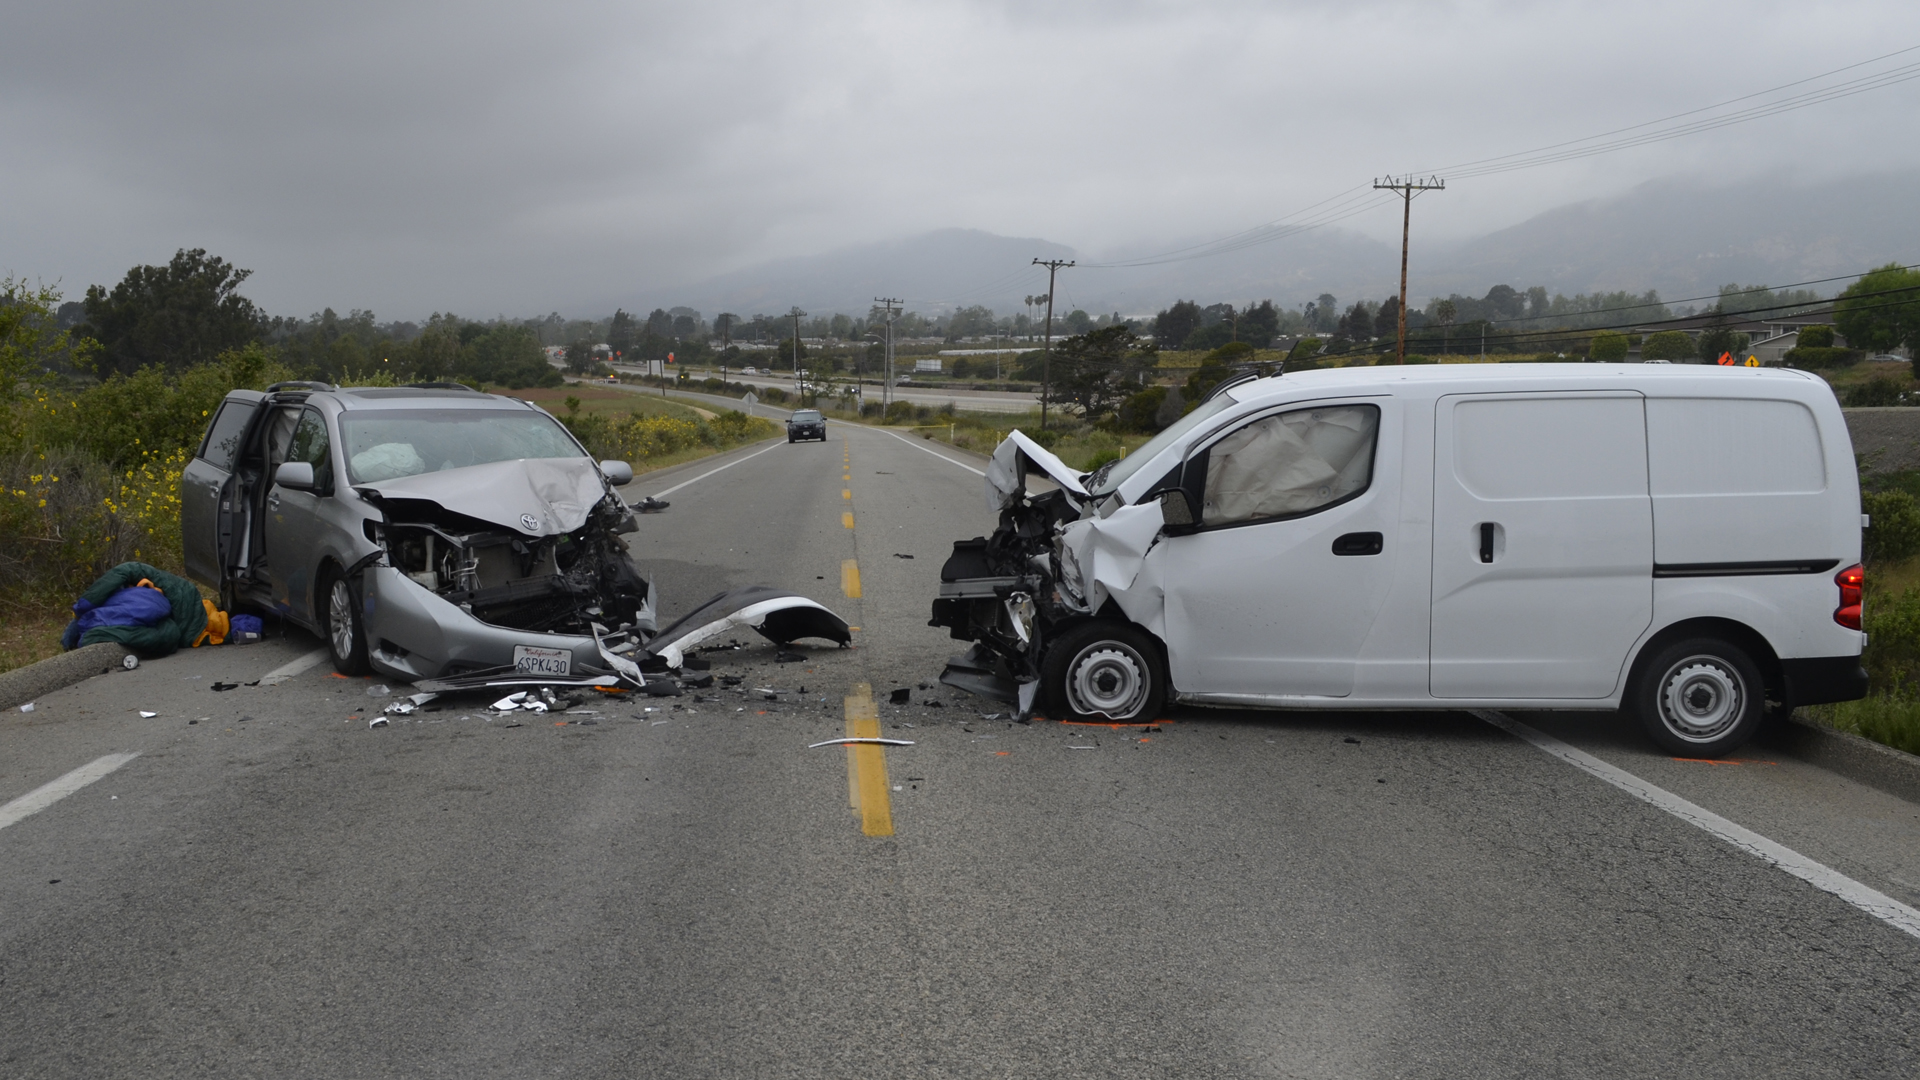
[500,384,706,422]
[1806,696,1920,756]
[0,592,71,675]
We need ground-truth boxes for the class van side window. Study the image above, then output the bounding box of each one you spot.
[197,401,256,471]
[286,409,333,491]
[1199,404,1379,527]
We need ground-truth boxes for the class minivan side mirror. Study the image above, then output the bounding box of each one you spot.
[600,460,634,486]
[275,461,316,491]
[1155,487,1199,531]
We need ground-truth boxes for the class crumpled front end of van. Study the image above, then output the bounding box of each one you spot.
[928,431,1164,706]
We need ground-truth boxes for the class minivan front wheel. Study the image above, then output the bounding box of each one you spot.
[321,567,372,676]
[1631,637,1764,757]
[1042,621,1165,722]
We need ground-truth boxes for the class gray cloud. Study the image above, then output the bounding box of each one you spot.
[5,1,1916,318]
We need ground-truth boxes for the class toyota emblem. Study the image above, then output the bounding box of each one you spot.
[521,514,542,532]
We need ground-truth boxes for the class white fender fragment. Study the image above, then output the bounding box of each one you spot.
[986,431,1088,511]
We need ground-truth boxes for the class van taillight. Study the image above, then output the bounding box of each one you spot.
[1835,563,1864,630]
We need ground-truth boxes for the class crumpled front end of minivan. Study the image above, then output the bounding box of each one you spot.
[928,432,1161,708]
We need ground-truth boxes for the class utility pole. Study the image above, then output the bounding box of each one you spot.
[1032,258,1074,429]
[874,297,901,414]
[787,307,806,404]
[1372,175,1445,365]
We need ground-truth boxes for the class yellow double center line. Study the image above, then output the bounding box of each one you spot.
[843,683,893,836]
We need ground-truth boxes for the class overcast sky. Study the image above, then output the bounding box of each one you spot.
[5,1,1917,319]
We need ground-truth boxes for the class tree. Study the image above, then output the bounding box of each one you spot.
[829,313,853,339]
[1063,309,1094,335]
[1240,300,1280,348]
[1695,325,1751,364]
[1641,330,1695,362]
[1433,299,1457,354]
[1373,296,1400,342]
[715,313,737,345]
[1337,301,1374,341]
[410,315,463,381]
[646,308,673,338]
[607,309,637,358]
[671,315,696,338]
[2,278,95,413]
[459,325,559,388]
[1308,294,1338,333]
[79,248,264,376]
[1835,263,1920,357]
[1287,337,1325,366]
[947,305,998,340]
[1050,325,1158,420]
[565,337,599,374]
[1589,330,1630,361]
[1153,300,1201,350]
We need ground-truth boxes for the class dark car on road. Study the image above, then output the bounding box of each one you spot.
[786,409,826,442]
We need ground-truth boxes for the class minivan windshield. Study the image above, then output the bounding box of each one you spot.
[1084,392,1238,497]
[790,410,822,422]
[342,409,585,484]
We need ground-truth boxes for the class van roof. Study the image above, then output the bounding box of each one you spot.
[1229,362,1824,407]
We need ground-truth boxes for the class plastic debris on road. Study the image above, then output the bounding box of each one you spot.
[367,684,392,697]
[20,702,36,713]
[808,737,916,748]
[889,688,912,705]
[383,701,416,716]
[369,716,390,728]
[138,710,156,717]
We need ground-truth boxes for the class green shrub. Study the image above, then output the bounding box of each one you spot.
[1864,490,1920,563]
[1115,386,1168,433]
[1590,330,1630,361]
[1783,345,1865,371]
[1798,324,1836,349]
[1641,331,1695,362]
[1844,376,1911,408]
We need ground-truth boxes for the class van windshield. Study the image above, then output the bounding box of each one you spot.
[342,409,584,483]
[1084,393,1237,497]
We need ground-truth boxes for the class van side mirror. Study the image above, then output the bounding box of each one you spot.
[600,460,634,486]
[1155,487,1198,530]
[275,461,316,491]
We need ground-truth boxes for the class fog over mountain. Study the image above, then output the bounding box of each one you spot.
[665,173,1919,319]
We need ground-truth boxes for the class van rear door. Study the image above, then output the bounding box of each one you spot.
[1430,392,1652,699]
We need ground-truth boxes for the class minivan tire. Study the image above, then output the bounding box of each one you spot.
[1630,637,1765,757]
[320,567,372,676]
[1042,621,1166,723]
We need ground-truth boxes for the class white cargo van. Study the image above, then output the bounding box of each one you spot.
[930,364,1868,757]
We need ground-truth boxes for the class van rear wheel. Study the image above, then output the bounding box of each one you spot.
[1042,621,1165,723]
[1631,637,1764,757]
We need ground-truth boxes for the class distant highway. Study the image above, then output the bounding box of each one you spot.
[609,364,1040,414]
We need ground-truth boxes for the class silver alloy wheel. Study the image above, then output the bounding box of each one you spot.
[328,577,356,661]
[1657,656,1743,743]
[1065,641,1151,720]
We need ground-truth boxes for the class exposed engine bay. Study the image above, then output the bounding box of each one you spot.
[928,431,1108,705]
[367,490,651,636]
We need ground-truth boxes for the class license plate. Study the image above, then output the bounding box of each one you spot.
[513,645,571,677]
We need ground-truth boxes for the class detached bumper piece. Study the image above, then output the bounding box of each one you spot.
[1780,655,1870,707]
[644,585,853,668]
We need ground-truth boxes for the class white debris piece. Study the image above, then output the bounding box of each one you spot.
[20,702,35,713]
[369,716,390,728]
[138,710,156,718]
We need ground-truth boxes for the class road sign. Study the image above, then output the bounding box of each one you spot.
[1745,356,1760,367]
[1718,352,1734,365]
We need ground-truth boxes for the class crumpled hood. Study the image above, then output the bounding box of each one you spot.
[985,430,1089,511]
[355,457,609,536]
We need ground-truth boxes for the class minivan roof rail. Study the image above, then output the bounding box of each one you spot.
[407,381,478,391]
[265,380,336,394]
[1203,369,1265,402]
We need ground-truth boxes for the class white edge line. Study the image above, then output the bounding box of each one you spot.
[1475,710,1920,942]
[0,753,141,831]
[257,647,330,686]
[875,427,987,476]
[650,439,786,499]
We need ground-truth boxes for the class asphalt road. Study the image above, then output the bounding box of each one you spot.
[4,424,1918,1078]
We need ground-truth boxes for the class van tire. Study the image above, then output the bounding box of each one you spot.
[320,567,372,676]
[1631,637,1765,757]
[1042,621,1165,723]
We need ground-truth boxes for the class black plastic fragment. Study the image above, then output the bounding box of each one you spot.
[682,673,715,689]
[683,656,711,671]
[211,682,239,692]
[775,651,805,663]
[643,680,683,697]
[889,688,912,705]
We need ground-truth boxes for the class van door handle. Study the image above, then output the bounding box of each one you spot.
[1332,532,1383,556]
[1479,522,1496,563]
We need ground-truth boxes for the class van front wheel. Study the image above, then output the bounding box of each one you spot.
[1631,638,1764,757]
[1042,622,1165,723]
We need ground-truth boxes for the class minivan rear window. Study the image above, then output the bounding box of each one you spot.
[197,400,257,471]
